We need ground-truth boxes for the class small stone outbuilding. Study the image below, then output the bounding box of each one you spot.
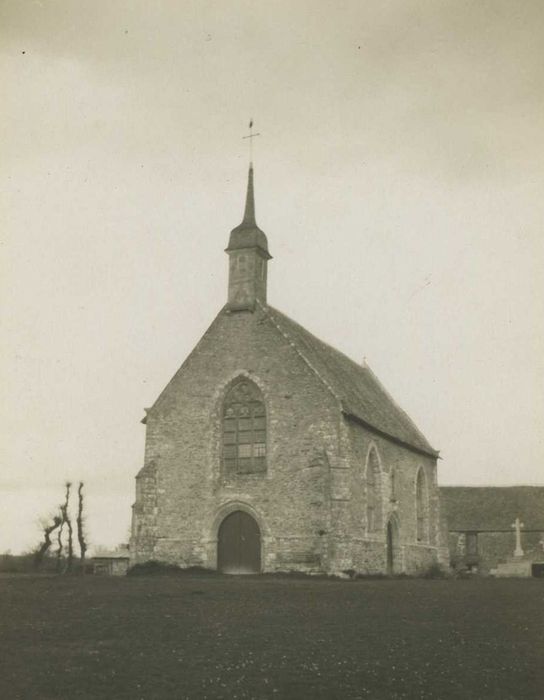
[130,164,448,576]
[92,550,130,576]
[441,486,544,576]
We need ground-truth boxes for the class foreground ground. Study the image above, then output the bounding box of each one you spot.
[0,575,542,700]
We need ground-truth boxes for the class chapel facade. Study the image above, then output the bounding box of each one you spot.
[130,165,448,575]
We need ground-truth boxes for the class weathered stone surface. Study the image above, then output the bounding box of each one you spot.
[130,303,444,575]
[130,167,443,575]
[491,559,533,578]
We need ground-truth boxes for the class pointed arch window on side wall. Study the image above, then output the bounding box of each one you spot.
[366,447,382,533]
[223,379,266,475]
[390,468,397,502]
[416,468,429,542]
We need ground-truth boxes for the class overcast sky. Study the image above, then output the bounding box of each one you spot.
[1,1,543,554]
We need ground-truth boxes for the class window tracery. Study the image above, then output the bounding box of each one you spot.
[222,379,266,475]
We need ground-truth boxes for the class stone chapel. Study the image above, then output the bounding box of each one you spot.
[130,164,448,575]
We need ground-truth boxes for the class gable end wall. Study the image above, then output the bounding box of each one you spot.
[131,306,343,572]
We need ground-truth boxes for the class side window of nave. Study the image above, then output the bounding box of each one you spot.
[366,446,382,532]
[416,467,430,542]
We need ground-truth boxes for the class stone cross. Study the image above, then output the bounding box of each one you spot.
[511,517,525,557]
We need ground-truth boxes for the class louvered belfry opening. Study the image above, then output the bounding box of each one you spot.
[222,379,266,475]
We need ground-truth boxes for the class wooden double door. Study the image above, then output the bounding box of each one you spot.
[217,511,261,574]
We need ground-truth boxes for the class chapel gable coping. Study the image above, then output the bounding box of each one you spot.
[143,307,228,421]
[255,299,343,411]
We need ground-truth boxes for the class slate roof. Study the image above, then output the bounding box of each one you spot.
[440,486,544,531]
[264,304,438,458]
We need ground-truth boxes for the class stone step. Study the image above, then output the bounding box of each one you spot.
[490,559,533,578]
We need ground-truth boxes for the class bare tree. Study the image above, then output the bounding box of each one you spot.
[56,509,65,573]
[53,482,75,574]
[63,482,74,572]
[34,515,62,570]
[77,482,87,573]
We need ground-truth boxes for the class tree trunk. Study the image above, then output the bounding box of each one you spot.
[56,513,65,573]
[77,482,87,574]
[34,517,62,570]
[63,482,74,572]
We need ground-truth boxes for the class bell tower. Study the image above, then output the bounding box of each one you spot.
[226,163,271,311]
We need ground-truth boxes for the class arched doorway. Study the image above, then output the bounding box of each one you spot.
[217,510,261,574]
[386,517,401,575]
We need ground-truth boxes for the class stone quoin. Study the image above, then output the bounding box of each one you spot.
[130,163,448,575]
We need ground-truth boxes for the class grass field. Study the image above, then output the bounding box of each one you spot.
[0,574,542,700]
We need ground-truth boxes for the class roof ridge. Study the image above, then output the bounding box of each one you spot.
[265,304,361,374]
[360,362,439,457]
[262,303,437,457]
[257,300,343,406]
[147,307,228,417]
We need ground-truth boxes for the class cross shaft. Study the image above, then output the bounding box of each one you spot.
[242,120,260,162]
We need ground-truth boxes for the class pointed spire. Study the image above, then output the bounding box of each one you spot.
[226,119,270,259]
[241,163,256,225]
[226,154,272,310]
[227,162,271,259]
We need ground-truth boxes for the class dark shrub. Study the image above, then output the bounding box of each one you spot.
[0,553,57,574]
[261,570,331,580]
[342,569,356,579]
[422,563,449,579]
[127,561,218,577]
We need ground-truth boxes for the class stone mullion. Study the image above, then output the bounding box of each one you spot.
[235,406,241,471]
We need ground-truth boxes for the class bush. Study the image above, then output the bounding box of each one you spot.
[127,561,218,577]
[342,569,357,579]
[422,563,449,579]
[261,570,333,580]
[0,553,56,574]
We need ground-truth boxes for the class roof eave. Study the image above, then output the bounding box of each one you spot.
[342,410,440,460]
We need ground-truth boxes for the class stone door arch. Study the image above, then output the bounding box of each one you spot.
[217,510,261,574]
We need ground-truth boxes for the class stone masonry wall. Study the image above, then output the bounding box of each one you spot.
[448,530,544,575]
[131,304,342,572]
[343,421,445,575]
[130,303,447,576]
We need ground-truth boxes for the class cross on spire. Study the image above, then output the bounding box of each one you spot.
[242,119,260,165]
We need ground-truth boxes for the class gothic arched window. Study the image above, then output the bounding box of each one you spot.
[390,468,397,502]
[416,467,429,542]
[223,379,266,475]
[366,447,382,533]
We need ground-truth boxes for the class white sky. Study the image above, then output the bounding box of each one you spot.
[1,0,543,553]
